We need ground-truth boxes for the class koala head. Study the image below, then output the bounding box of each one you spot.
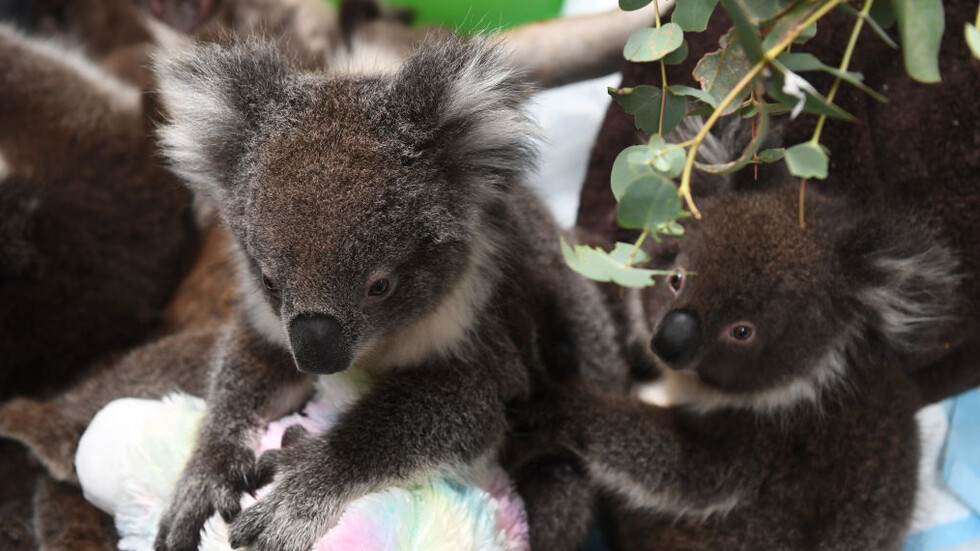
[155,37,536,374]
[639,188,960,411]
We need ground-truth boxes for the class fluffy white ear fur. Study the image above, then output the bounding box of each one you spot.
[154,48,245,207]
[859,245,960,353]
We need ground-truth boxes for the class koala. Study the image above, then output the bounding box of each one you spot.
[537,183,962,550]
[0,23,199,399]
[150,36,627,551]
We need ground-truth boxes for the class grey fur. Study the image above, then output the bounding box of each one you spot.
[538,184,962,550]
[153,36,627,551]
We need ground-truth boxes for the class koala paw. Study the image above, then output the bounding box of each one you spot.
[229,426,346,551]
[154,442,257,551]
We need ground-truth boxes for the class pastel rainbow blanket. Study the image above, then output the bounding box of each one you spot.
[74,372,529,551]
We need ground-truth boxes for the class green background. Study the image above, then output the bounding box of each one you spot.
[328,0,563,34]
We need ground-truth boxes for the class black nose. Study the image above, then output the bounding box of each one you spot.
[288,314,351,375]
[652,310,702,369]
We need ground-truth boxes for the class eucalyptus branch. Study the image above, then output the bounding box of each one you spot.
[811,0,875,144]
[678,0,846,219]
[654,0,668,136]
[799,0,874,228]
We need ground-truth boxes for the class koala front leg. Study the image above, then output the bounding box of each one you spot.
[229,363,510,551]
[558,384,773,517]
[155,320,310,551]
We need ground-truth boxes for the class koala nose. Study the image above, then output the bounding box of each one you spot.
[288,314,351,375]
[652,310,702,369]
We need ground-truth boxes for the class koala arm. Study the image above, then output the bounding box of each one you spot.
[155,318,311,551]
[558,384,773,518]
[228,329,521,551]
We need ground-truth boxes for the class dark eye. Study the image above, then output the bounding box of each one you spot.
[262,274,279,295]
[367,278,391,298]
[668,270,685,293]
[728,324,755,342]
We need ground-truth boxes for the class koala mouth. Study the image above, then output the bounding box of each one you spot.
[288,314,352,374]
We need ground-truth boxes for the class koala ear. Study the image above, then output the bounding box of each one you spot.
[153,39,290,206]
[388,37,539,190]
[843,214,961,355]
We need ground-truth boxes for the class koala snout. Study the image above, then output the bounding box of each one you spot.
[652,310,702,369]
[288,314,351,375]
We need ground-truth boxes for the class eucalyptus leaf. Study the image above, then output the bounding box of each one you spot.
[720,0,765,62]
[610,85,685,135]
[619,0,653,10]
[756,148,785,163]
[624,23,685,62]
[560,238,670,288]
[839,3,898,48]
[766,73,854,120]
[740,0,796,22]
[671,84,719,108]
[967,24,980,60]
[777,52,888,103]
[784,142,828,179]
[611,141,686,200]
[616,175,686,233]
[894,0,944,83]
[608,242,652,265]
[664,39,690,65]
[693,39,754,114]
[762,1,819,50]
[672,0,720,32]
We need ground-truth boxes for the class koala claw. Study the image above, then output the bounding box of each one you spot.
[154,443,257,551]
[229,430,341,551]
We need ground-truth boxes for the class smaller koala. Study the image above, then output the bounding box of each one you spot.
[539,183,961,550]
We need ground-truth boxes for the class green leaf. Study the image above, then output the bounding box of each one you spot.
[967,24,980,60]
[740,0,796,22]
[839,3,898,48]
[670,84,719,108]
[762,2,819,50]
[672,0,720,32]
[560,238,670,288]
[616,175,686,233]
[765,71,854,120]
[720,0,765,63]
[894,0,944,83]
[869,0,897,29]
[777,52,888,103]
[695,102,769,174]
[663,39,690,65]
[610,85,685,135]
[624,23,685,62]
[756,148,785,163]
[692,37,754,115]
[784,142,829,179]
[619,0,653,10]
[608,242,651,265]
[610,139,686,199]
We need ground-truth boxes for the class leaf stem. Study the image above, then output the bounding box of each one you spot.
[628,230,649,267]
[678,0,846,219]
[811,0,874,144]
[655,0,668,136]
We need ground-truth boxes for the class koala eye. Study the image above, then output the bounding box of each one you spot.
[366,277,392,298]
[723,322,756,343]
[262,274,280,296]
[668,269,685,294]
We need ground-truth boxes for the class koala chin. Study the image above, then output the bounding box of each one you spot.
[548,185,962,551]
[151,36,628,551]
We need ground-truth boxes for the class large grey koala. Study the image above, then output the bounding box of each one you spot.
[152,36,628,551]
